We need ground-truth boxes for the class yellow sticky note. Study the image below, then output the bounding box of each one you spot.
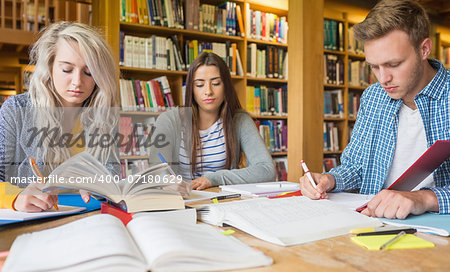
[349,228,375,234]
[222,229,235,236]
[351,234,434,251]
[212,198,219,204]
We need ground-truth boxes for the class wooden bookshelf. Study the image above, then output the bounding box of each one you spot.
[436,33,450,69]
[92,0,291,178]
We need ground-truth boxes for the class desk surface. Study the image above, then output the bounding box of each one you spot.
[1,194,450,271]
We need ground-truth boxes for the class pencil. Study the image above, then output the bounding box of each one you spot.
[379,231,406,250]
[29,157,59,211]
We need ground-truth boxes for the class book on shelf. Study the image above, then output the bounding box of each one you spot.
[324,89,344,118]
[348,92,361,118]
[247,43,287,79]
[323,19,344,51]
[184,40,244,76]
[274,157,288,181]
[42,151,185,213]
[245,3,288,44]
[3,213,273,271]
[323,155,339,172]
[348,60,376,87]
[254,119,287,153]
[119,116,156,157]
[348,25,364,54]
[323,122,340,152]
[196,197,381,246]
[247,85,287,116]
[121,34,186,71]
[323,54,344,85]
[120,76,174,112]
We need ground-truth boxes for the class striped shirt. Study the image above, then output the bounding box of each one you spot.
[178,119,226,181]
[329,59,450,214]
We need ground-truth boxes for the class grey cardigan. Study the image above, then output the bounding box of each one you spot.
[0,93,119,186]
[149,108,276,186]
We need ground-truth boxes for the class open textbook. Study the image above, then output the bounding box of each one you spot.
[42,152,184,213]
[196,196,382,246]
[3,214,273,272]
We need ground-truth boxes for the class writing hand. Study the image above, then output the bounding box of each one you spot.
[191,176,211,190]
[299,173,335,199]
[361,189,439,219]
[14,183,58,212]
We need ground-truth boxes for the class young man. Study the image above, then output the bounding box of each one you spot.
[300,0,449,219]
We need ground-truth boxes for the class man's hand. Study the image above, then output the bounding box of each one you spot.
[14,184,58,212]
[191,176,211,190]
[299,173,335,199]
[362,189,439,219]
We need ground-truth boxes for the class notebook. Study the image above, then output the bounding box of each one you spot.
[196,196,382,246]
[3,213,273,272]
[0,194,102,226]
[383,213,450,236]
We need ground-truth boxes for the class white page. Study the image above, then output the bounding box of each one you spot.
[127,217,272,271]
[132,208,197,225]
[220,181,299,196]
[327,192,375,210]
[3,214,146,272]
[0,205,85,220]
[200,197,382,246]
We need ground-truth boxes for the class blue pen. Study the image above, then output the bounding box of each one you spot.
[158,153,167,163]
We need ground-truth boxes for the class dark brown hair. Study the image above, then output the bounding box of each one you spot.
[184,52,242,176]
[353,0,430,50]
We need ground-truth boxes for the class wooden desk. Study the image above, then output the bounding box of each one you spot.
[1,197,450,271]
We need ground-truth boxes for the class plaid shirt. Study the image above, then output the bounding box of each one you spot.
[329,59,450,214]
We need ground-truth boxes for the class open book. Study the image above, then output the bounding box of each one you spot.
[196,196,382,246]
[3,214,273,272]
[42,152,184,213]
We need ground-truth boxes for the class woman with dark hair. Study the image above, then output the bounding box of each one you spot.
[150,52,275,190]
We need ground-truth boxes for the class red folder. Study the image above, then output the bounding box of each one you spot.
[101,202,134,226]
[356,140,450,212]
[388,140,450,191]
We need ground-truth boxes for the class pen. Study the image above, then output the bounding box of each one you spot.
[379,231,406,250]
[29,157,59,211]
[158,153,168,163]
[301,160,317,189]
[356,228,416,236]
[212,194,241,200]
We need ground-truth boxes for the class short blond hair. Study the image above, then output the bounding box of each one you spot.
[353,0,430,49]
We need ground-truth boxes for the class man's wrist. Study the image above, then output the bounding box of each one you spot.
[418,189,439,213]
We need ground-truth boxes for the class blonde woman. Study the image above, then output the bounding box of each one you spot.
[0,22,119,212]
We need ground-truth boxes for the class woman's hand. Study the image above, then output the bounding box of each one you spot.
[191,176,211,190]
[79,190,91,203]
[14,184,58,212]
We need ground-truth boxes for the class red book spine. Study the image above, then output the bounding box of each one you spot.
[101,202,134,226]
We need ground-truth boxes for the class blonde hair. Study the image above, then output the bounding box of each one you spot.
[353,0,430,50]
[28,21,119,173]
